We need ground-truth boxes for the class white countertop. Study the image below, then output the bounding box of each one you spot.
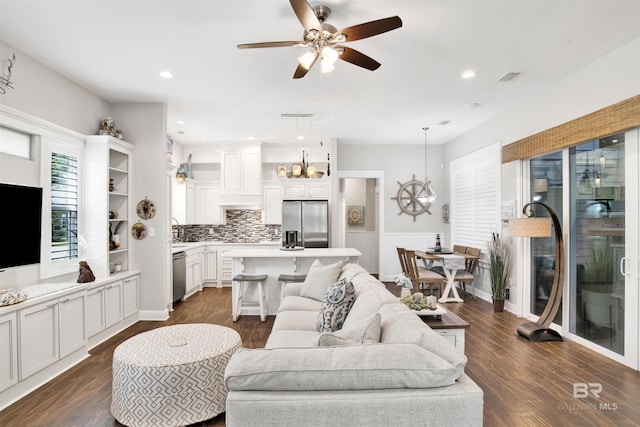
[222,247,362,258]
[171,241,281,253]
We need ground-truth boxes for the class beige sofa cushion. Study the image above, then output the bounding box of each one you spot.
[272,310,319,332]
[278,296,322,313]
[225,343,458,391]
[379,304,467,378]
[265,330,320,349]
[313,313,381,346]
[300,260,344,301]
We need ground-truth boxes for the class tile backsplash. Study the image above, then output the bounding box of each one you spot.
[173,209,281,243]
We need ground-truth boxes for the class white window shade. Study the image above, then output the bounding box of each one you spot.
[451,143,501,251]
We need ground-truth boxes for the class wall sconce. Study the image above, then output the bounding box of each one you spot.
[176,154,193,183]
[176,163,187,183]
[508,201,563,342]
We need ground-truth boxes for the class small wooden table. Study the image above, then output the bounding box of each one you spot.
[420,309,470,353]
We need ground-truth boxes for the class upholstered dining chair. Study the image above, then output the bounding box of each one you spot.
[455,247,481,298]
[404,249,446,296]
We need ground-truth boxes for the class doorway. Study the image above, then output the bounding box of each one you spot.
[337,171,384,276]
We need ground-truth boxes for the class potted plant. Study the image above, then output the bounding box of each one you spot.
[488,232,510,312]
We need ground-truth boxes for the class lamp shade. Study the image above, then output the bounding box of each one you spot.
[508,217,552,237]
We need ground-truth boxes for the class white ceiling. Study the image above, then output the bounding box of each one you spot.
[1,0,639,146]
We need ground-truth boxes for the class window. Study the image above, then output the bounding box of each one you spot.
[51,152,78,261]
[450,143,501,251]
[0,125,31,158]
[41,138,83,278]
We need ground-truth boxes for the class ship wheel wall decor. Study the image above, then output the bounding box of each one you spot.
[392,174,432,221]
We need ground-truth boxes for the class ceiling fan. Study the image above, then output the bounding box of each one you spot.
[237,0,402,79]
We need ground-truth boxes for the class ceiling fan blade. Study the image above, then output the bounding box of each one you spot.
[340,16,402,42]
[339,46,381,71]
[293,51,319,79]
[289,0,322,33]
[237,41,304,49]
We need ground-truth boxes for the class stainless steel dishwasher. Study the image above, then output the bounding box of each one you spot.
[172,251,187,303]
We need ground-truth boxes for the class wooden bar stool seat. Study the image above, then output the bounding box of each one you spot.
[278,273,307,301]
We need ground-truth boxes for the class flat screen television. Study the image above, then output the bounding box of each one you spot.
[0,183,43,269]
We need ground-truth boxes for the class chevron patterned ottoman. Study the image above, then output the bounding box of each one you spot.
[111,324,242,427]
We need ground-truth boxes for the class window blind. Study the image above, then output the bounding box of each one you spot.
[451,143,501,252]
[51,152,78,261]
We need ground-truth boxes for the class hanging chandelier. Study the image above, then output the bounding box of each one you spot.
[276,114,323,179]
[416,127,437,204]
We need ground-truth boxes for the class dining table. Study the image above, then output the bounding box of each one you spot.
[414,250,472,303]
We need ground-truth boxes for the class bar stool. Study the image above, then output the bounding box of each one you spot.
[278,273,307,301]
[232,274,268,322]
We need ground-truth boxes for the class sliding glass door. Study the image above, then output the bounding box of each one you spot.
[569,134,626,354]
[527,128,639,369]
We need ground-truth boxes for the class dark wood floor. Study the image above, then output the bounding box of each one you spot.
[1,285,638,427]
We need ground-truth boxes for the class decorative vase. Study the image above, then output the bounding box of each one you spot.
[400,288,412,299]
[493,299,505,312]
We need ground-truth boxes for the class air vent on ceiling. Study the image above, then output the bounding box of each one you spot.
[497,72,522,82]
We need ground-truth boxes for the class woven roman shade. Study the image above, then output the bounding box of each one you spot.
[502,95,640,163]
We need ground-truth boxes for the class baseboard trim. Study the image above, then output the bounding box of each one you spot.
[139,309,170,321]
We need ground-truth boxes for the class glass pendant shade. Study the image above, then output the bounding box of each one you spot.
[292,163,302,177]
[307,163,316,177]
[277,163,287,177]
[417,180,437,204]
[578,170,592,192]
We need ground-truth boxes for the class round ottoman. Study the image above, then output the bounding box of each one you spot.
[111,324,242,427]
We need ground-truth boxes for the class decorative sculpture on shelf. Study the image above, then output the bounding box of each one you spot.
[77,261,96,283]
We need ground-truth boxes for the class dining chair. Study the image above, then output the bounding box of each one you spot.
[396,247,409,276]
[453,244,467,254]
[455,247,481,298]
[404,249,446,296]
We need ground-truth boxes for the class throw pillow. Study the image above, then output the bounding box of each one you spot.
[300,259,343,301]
[316,278,356,332]
[313,312,381,346]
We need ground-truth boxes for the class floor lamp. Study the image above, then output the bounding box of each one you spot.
[509,201,564,342]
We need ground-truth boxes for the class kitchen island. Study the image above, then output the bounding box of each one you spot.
[223,247,362,317]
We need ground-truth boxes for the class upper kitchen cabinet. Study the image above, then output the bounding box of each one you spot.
[221,144,261,195]
[186,181,222,224]
[86,135,134,277]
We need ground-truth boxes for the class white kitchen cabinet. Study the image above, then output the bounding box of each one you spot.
[19,290,86,380]
[220,256,234,286]
[122,275,139,318]
[0,312,18,393]
[185,181,196,224]
[86,280,123,338]
[282,181,329,199]
[221,145,261,195]
[185,182,221,224]
[186,250,203,296]
[262,184,282,224]
[202,247,218,286]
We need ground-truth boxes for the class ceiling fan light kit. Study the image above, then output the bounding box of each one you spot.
[238,0,402,78]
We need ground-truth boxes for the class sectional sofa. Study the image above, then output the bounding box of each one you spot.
[224,261,484,426]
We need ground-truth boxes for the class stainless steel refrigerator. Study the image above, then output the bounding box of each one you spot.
[282,200,329,248]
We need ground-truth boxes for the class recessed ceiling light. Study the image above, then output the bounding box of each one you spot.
[159,71,173,79]
[461,70,476,79]
[177,120,185,125]
[297,136,304,140]
[200,137,206,141]
[248,136,256,140]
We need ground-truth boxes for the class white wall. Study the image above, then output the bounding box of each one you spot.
[442,36,640,315]
[338,144,446,234]
[0,40,171,318]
